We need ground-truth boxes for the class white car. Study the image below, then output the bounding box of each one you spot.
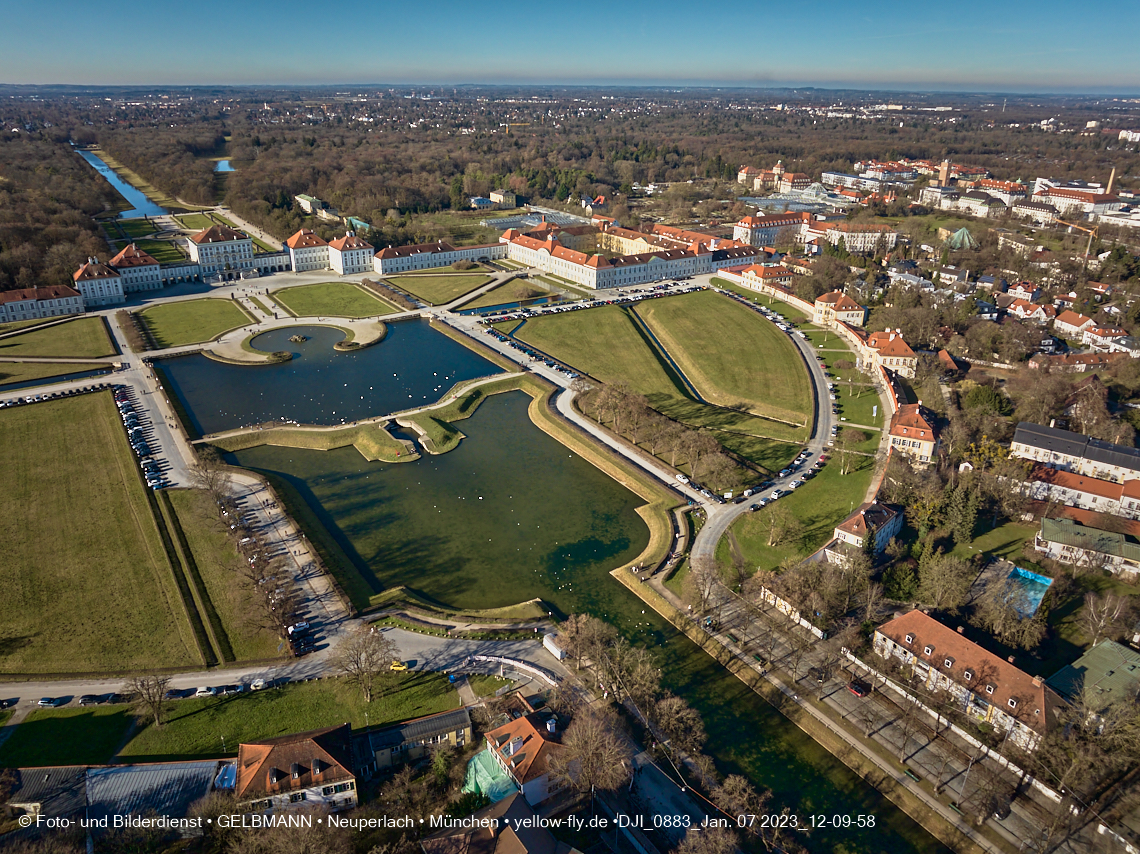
[194,686,216,698]
[249,678,266,691]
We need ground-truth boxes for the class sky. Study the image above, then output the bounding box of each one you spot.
[2,0,1138,94]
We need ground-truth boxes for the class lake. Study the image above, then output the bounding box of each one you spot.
[76,149,168,219]
[157,321,504,436]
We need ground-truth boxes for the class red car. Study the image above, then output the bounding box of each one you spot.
[847,681,871,697]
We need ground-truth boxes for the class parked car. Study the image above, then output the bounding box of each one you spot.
[249,678,266,691]
[194,686,216,698]
[847,680,871,698]
[390,660,408,671]
[79,694,100,706]
[38,697,66,707]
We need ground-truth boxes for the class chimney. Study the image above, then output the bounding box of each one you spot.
[1007,655,1016,664]
[957,626,965,634]
[1032,676,1042,687]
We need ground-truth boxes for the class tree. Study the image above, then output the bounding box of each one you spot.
[126,673,171,728]
[835,428,867,476]
[547,707,632,797]
[916,548,972,613]
[1078,591,1133,646]
[334,627,399,702]
[883,561,918,601]
[765,504,803,549]
[559,613,618,670]
[711,775,770,838]
[675,826,738,854]
[971,574,1048,650]
[654,693,707,756]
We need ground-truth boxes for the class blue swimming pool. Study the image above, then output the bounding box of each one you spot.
[1005,567,1054,618]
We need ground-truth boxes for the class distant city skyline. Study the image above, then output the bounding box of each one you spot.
[3,0,1138,94]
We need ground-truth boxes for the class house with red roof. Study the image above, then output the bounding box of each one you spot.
[285,229,330,272]
[0,285,84,323]
[888,403,940,462]
[235,724,357,814]
[1053,310,1095,340]
[109,243,162,292]
[484,713,565,806]
[813,291,867,327]
[72,256,125,306]
[874,610,1065,750]
[831,502,903,555]
[188,225,255,279]
[328,232,375,275]
[854,329,917,377]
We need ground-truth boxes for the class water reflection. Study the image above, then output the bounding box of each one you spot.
[76,150,167,219]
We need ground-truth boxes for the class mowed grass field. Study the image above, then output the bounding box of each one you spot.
[138,298,252,347]
[132,239,186,264]
[0,317,116,359]
[462,281,549,310]
[0,361,111,387]
[516,299,811,447]
[119,674,458,761]
[118,217,159,239]
[385,274,492,305]
[272,282,397,318]
[177,213,215,231]
[637,291,812,427]
[0,707,134,767]
[0,393,200,674]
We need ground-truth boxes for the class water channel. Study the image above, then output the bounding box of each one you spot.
[168,331,947,853]
[214,159,235,172]
[76,149,168,219]
[157,322,504,436]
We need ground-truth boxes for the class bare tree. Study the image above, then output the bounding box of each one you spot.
[916,548,973,613]
[126,673,171,728]
[1079,591,1134,646]
[558,613,617,670]
[765,505,803,548]
[334,627,399,703]
[547,707,632,798]
[655,693,707,756]
[675,825,738,854]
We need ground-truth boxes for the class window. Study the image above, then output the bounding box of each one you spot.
[924,645,934,655]
[964,670,974,682]
[290,792,307,803]
[1008,698,1018,709]
[986,685,995,695]
[905,633,914,644]
[944,658,954,668]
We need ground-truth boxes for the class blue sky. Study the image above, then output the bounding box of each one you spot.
[2,0,1137,93]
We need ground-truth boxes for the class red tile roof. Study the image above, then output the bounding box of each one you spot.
[484,714,564,786]
[889,403,937,441]
[815,291,863,311]
[190,225,248,244]
[235,724,354,800]
[1030,464,1124,502]
[285,229,328,249]
[109,243,159,268]
[0,285,81,304]
[836,502,900,539]
[328,233,373,251]
[73,259,119,281]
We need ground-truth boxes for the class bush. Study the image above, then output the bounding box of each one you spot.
[451,259,476,271]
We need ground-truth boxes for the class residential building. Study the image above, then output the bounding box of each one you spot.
[738,263,794,292]
[737,165,764,185]
[831,502,903,554]
[489,189,517,208]
[1028,351,1127,372]
[803,221,898,254]
[187,225,255,279]
[1008,299,1055,324]
[778,172,812,193]
[976,179,1028,206]
[1011,421,1140,483]
[1047,641,1140,711]
[328,232,374,275]
[470,197,495,210]
[732,212,811,247]
[1012,199,1060,225]
[294,194,327,214]
[108,244,162,292]
[353,708,472,776]
[72,256,125,306]
[813,291,867,326]
[1007,282,1041,302]
[1035,516,1140,578]
[855,328,918,378]
[1036,187,1124,217]
[1024,464,1140,519]
[956,191,1006,218]
[484,712,565,806]
[1054,310,1095,339]
[374,241,505,275]
[874,610,1064,751]
[1084,326,1129,351]
[285,229,330,272]
[234,724,358,813]
[0,285,84,323]
[420,793,582,854]
[889,404,940,462]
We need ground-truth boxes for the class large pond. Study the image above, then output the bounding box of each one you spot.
[226,390,943,854]
[158,322,503,436]
[76,149,168,219]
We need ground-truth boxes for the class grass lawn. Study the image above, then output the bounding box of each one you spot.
[0,707,134,767]
[252,237,276,253]
[177,213,215,231]
[467,674,512,697]
[385,274,493,306]
[0,317,116,359]
[138,299,252,347]
[119,674,458,761]
[723,455,876,572]
[637,290,812,427]
[210,213,238,228]
[272,282,397,318]
[405,210,514,247]
[0,318,58,335]
[951,520,1040,566]
[248,296,272,315]
[0,392,200,674]
[0,361,111,387]
[404,414,463,454]
[118,218,159,239]
[463,281,551,310]
[710,431,801,474]
[133,239,187,264]
[166,490,282,661]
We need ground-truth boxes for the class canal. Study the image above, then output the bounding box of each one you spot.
[76,149,168,219]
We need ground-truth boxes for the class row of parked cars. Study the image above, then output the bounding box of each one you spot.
[0,381,115,410]
[113,386,169,489]
[481,328,580,379]
[747,449,827,511]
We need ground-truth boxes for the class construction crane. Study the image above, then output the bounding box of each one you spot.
[1056,218,1099,271]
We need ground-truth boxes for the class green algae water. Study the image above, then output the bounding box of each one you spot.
[226,391,943,854]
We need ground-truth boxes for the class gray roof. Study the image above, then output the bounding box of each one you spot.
[7,766,87,815]
[1038,517,1140,563]
[1085,436,1140,472]
[354,707,471,758]
[1013,421,1092,459]
[1047,640,1140,708]
[86,761,219,824]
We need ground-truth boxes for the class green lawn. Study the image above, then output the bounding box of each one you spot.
[0,361,111,387]
[0,317,57,335]
[118,218,159,239]
[0,317,116,359]
[637,291,812,428]
[463,281,551,310]
[951,520,1040,566]
[0,392,200,674]
[252,237,276,253]
[272,282,397,318]
[723,455,876,571]
[133,239,187,264]
[710,431,801,474]
[0,707,134,766]
[467,674,512,697]
[177,213,215,231]
[166,489,282,661]
[385,274,493,306]
[119,674,459,761]
[137,298,252,347]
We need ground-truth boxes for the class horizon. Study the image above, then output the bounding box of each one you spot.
[4,0,1138,95]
